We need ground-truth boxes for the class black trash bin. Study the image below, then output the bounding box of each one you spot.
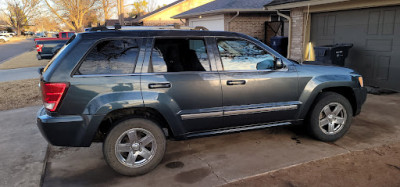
[313,43,353,66]
[270,36,288,57]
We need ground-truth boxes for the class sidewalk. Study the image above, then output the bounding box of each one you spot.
[0,66,41,82]
[0,50,49,82]
[0,106,47,186]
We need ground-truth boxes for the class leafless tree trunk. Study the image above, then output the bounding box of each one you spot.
[101,0,116,24]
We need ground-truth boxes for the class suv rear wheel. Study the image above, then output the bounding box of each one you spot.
[103,118,166,176]
[308,92,353,142]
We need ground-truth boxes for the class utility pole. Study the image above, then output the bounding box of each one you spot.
[118,0,124,25]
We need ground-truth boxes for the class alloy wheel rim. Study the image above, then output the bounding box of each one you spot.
[319,102,347,135]
[115,128,157,168]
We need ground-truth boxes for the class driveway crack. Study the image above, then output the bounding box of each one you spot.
[187,142,229,184]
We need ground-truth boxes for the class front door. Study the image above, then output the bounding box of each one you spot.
[214,38,300,127]
[141,37,223,133]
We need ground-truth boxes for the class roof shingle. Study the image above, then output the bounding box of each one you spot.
[173,0,273,19]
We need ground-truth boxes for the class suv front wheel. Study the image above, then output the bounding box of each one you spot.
[308,92,353,142]
[103,118,166,176]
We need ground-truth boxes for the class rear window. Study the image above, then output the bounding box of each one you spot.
[43,35,77,73]
[75,39,140,75]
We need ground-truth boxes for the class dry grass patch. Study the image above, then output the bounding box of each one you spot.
[0,79,41,111]
[0,51,49,70]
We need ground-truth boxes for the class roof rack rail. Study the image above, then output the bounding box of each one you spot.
[87,23,209,32]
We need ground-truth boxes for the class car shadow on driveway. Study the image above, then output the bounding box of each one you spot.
[42,93,400,187]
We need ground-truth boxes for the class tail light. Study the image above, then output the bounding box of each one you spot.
[41,82,69,112]
[36,44,43,52]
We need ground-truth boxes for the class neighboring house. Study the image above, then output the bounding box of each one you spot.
[173,0,285,43]
[137,0,215,26]
[265,0,400,91]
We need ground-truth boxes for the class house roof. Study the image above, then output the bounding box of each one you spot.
[137,0,185,21]
[267,0,309,6]
[172,0,273,19]
[264,0,348,10]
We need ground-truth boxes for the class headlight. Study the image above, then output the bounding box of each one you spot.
[358,76,364,87]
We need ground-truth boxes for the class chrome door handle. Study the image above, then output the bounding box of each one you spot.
[148,83,171,89]
[227,80,246,85]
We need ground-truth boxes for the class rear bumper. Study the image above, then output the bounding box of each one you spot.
[353,87,367,116]
[36,107,104,147]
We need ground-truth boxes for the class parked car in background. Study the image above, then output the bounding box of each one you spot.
[0,31,12,37]
[35,31,75,60]
[36,27,367,176]
[0,35,9,43]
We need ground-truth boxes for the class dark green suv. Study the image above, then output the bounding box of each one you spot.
[37,28,367,176]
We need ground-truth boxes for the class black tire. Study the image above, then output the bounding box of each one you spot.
[308,92,353,142]
[103,118,166,176]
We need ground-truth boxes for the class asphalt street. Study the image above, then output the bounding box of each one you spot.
[0,38,35,64]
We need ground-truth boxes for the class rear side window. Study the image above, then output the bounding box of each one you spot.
[149,38,211,73]
[76,39,140,75]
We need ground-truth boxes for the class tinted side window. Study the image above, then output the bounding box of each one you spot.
[149,38,211,73]
[68,33,74,38]
[217,39,275,71]
[77,39,139,75]
[61,33,66,38]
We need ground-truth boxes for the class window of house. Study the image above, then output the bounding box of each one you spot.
[217,39,275,71]
[149,38,211,73]
[76,39,140,75]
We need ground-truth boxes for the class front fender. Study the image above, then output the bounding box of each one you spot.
[297,74,357,119]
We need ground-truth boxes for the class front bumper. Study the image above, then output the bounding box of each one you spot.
[36,107,103,147]
[353,87,367,115]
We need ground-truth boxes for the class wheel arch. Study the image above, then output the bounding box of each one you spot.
[92,107,182,142]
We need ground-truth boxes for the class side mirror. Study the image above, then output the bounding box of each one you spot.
[274,58,284,69]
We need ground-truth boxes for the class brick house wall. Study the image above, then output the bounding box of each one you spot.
[289,7,305,61]
[224,13,271,42]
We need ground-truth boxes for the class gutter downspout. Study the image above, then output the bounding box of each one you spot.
[227,11,240,31]
[277,10,291,58]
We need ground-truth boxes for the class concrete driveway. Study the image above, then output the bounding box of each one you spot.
[39,93,400,186]
[0,106,47,186]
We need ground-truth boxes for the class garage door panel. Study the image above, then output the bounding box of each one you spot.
[382,10,396,35]
[311,6,400,91]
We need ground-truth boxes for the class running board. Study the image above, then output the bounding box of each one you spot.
[186,121,292,138]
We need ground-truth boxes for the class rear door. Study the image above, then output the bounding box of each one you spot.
[140,37,223,133]
[213,38,300,127]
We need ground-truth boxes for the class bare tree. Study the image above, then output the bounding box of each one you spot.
[2,0,40,35]
[146,0,158,13]
[44,0,97,32]
[127,0,148,18]
[100,0,116,23]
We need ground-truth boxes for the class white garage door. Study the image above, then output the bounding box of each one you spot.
[189,15,225,31]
